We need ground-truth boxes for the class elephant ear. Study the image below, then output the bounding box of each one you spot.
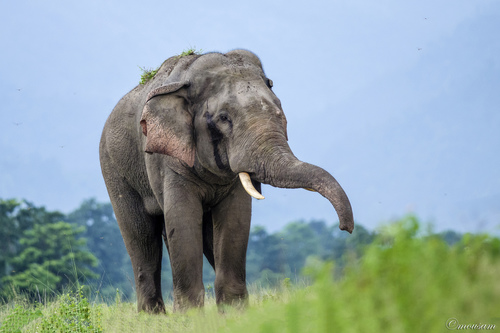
[140,82,195,167]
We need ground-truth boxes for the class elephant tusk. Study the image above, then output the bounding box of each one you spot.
[238,173,265,200]
[304,188,316,192]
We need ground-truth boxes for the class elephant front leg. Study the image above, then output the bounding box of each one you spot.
[211,181,252,309]
[163,190,205,312]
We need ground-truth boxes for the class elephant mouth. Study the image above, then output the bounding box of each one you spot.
[238,172,315,200]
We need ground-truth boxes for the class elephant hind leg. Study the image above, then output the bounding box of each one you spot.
[101,161,165,313]
[114,200,165,313]
[203,211,215,270]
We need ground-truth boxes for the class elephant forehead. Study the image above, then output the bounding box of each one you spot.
[191,72,266,101]
[187,56,263,83]
[234,90,283,121]
[202,85,273,112]
[208,69,263,86]
[233,78,263,94]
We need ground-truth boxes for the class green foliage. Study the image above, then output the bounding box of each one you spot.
[138,66,159,85]
[177,47,202,58]
[219,217,500,333]
[0,304,43,332]
[0,199,65,284]
[66,199,133,300]
[138,47,202,85]
[2,221,97,299]
[2,215,498,332]
[97,216,500,332]
[37,286,102,333]
[246,220,375,286]
[0,199,20,284]
[1,286,102,332]
[0,200,97,301]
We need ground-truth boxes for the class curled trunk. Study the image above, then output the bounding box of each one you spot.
[237,147,354,233]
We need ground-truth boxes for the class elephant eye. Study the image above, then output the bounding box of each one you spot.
[218,112,231,123]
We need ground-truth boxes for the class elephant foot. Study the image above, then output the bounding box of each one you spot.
[216,296,248,313]
[138,298,166,314]
[215,282,249,312]
[173,289,205,312]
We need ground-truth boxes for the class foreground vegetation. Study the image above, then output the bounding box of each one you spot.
[0,198,376,302]
[1,215,499,332]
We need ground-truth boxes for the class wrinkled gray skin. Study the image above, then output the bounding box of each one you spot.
[99,50,354,314]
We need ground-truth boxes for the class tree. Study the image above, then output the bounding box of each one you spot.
[246,220,377,286]
[278,221,322,275]
[66,198,134,299]
[0,199,65,283]
[0,199,21,281]
[247,225,289,285]
[2,220,97,299]
[438,230,463,245]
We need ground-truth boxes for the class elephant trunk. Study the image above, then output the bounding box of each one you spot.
[235,139,354,233]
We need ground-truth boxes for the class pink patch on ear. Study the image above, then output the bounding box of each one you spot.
[140,102,195,167]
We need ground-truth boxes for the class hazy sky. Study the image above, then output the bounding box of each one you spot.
[1,0,499,233]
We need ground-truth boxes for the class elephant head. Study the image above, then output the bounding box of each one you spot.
[139,50,354,233]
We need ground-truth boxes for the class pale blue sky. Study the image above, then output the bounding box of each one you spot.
[1,0,499,233]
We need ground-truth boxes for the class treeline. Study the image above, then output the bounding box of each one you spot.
[0,198,463,303]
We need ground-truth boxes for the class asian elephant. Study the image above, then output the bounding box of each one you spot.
[99,49,354,313]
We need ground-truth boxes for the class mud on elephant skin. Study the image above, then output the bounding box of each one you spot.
[99,49,354,313]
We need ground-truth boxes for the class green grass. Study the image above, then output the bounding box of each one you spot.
[177,47,203,58]
[2,220,499,332]
[138,47,203,85]
[138,66,160,85]
[0,286,102,332]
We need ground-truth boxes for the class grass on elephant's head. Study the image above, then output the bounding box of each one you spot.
[177,46,203,58]
[138,66,160,85]
[138,47,203,85]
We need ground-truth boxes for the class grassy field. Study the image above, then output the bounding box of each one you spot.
[1,220,499,332]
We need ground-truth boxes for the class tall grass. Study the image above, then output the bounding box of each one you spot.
[1,219,499,332]
[224,219,499,333]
